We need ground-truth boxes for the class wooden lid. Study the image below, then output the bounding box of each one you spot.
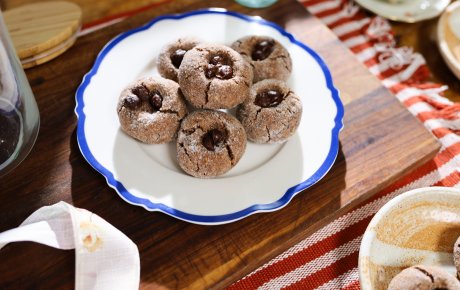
[4,1,82,59]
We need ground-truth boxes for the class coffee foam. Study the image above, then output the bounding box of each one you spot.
[360,188,460,289]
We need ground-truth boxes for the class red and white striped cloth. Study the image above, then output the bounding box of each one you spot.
[228,0,460,289]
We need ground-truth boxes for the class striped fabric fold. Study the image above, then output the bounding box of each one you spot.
[229,0,460,289]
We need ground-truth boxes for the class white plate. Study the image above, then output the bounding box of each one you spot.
[355,0,451,23]
[75,9,343,225]
[437,1,460,80]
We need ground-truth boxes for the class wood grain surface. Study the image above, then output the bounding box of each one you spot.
[3,0,458,102]
[0,0,440,289]
[3,1,82,59]
[20,33,78,69]
[2,0,167,25]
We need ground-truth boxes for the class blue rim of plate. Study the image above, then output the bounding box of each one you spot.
[75,8,344,225]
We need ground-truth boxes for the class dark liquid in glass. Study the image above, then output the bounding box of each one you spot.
[0,110,21,165]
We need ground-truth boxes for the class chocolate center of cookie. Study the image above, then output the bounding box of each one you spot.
[123,95,141,109]
[202,129,228,151]
[205,55,233,80]
[252,40,275,61]
[149,91,163,111]
[130,86,163,111]
[255,90,284,108]
[171,49,187,69]
[132,85,149,100]
[126,85,149,109]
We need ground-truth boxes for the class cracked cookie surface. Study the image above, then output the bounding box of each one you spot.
[176,110,246,178]
[157,37,201,82]
[237,79,302,143]
[178,44,253,109]
[454,235,460,278]
[117,76,187,144]
[388,265,460,290]
[231,35,292,83]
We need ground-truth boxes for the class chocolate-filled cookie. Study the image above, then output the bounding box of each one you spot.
[237,79,302,143]
[176,110,246,178]
[231,35,292,82]
[178,44,253,109]
[117,76,187,144]
[388,265,460,290]
[157,37,201,82]
[454,235,460,278]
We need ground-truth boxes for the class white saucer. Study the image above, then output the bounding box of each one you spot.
[437,1,460,80]
[355,0,451,23]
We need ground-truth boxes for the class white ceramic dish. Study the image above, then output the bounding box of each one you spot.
[438,1,460,80]
[75,9,343,225]
[355,0,451,23]
[359,187,460,290]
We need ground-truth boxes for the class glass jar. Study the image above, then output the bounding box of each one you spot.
[0,11,40,176]
[235,0,278,8]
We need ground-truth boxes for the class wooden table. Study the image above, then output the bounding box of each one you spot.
[4,0,459,102]
[0,0,440,289]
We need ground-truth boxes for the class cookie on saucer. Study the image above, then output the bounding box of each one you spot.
[176,110,247,178]
[231,35,292,82]
[388,265,460,290]
[237,79,302,143]
[178,44,253,109]
[453,235,460,278]
[117,76,187,144]
[157,37,201,82]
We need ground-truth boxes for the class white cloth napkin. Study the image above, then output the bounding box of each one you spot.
[0,201,140,290]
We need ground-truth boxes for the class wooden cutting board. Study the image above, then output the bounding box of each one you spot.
[0,0,440,289]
